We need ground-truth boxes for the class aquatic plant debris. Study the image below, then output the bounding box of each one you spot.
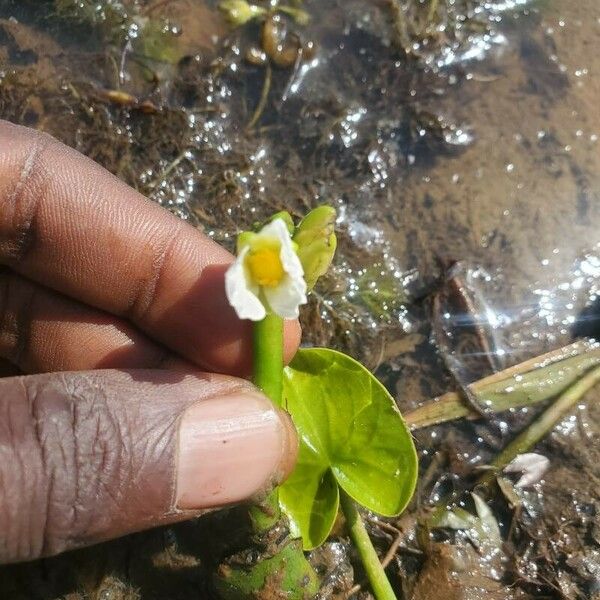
[429,492,502,550]
[504,452,550,488]
[218,0,267,27]
[218,0,310,28]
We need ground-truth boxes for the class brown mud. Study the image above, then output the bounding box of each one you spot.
[0,0,599,598]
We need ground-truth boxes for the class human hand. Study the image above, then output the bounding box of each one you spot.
[0,121,300,563]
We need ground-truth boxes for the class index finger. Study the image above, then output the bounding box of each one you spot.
[0,121,300,374]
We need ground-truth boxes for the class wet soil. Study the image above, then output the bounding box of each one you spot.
[0,0,599,598]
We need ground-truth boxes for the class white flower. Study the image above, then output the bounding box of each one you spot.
[225,219,307,321]
[504,453,550,488]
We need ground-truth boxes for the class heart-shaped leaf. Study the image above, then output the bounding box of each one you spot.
[279,348,418,549]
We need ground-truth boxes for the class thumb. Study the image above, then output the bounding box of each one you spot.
[0,369,297,563]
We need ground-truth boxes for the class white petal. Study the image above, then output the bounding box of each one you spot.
[279,229,305,282]
[225,247,266,321]
[504,453,550,488]
[259,219,301,274]
[264,274,307,318]
[258,218,293,245]
[259,218,307,319]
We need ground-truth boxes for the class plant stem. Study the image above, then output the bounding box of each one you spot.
[215,313,320,598]
[339,490,397,600]
[253,312,284,405]
[246,64,272,131]
[250,313,284,530]
[477,364,600,487]
[405,340,600,429]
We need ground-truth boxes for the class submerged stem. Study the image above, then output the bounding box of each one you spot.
[477,364,600,487]
[425,0,439,27]
[405,340,600,429]
[339,490,397,600]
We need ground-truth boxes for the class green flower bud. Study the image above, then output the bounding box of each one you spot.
[237,211,295,255]
[293,206,337,290]
[218,0,267,27]
[265,211,295,236]
[236,230,257,253]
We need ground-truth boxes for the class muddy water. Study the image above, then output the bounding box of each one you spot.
[1,0,599,598]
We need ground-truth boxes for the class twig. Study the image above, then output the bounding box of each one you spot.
[380,532,403,569]
[280,38,304,104]
[365,516,423,556]
[366,516,399,536]
[387,0,412,51]
[147,150,192,190]
[246,64,272,130]
[143,0,177,16]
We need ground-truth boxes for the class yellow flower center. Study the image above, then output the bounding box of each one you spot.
[246,246,285,287]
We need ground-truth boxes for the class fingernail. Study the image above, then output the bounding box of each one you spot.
[175,390,298,509]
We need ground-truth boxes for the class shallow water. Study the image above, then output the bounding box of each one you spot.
[1,0,600,598]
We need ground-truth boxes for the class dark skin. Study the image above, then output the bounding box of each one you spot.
[0,120,300,564]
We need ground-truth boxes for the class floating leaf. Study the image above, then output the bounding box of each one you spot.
[135,19,183,65]
[280,348,418,549]
[357,264,408,320]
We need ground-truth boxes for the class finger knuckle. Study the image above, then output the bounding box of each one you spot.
[0,129,54,266]
[126,221,183,323]
[0,374,127,562]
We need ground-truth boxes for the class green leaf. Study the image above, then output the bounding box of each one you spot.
[357,264,408,320]
[280,348,418,549]
[264,211,295,235]
[471,493,502,546]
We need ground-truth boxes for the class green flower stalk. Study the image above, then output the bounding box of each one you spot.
[214,208,337,599]
[214,308,319,599]
[216,207,411,599]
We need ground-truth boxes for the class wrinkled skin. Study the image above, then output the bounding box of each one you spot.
[0,120,300,564]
